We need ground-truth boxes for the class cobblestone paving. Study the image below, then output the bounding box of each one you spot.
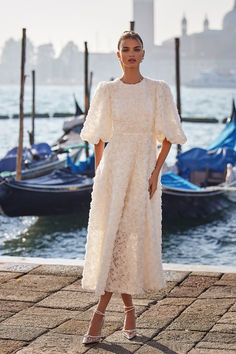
[0,262,235,353]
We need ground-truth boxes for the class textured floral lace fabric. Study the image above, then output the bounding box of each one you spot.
[80,77,187,296]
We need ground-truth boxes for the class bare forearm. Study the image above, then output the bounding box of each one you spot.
[153,138,172,176]
[94,139,104,171]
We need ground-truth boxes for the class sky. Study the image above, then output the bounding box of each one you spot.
[0,0,234,56]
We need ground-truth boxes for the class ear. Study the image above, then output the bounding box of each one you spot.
[116,51,120,60]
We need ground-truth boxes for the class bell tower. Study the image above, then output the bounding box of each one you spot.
[181,13,187,36]
[203,14,209,31]
[133,0,154,50]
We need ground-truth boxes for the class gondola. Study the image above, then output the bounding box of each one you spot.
[0,97,85,180]
[0,102,235,219]
[0,167,93,217]
[0,160,234,218]
[162,99,236,220]
[162,171,234,221]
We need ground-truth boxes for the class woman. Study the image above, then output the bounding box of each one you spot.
[80,30,187,344]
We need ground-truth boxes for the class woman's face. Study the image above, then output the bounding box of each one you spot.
[117,38,144,69]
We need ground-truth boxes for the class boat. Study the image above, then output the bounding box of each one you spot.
[0,153,95,217]
[0,167,93,217]
[0,146,235,219]
[185,69,236,88]
[0,102,235,219]
[207,99,236,151]
[161,99,236,220]
[62,95,85,133]
[0,142,83,180]
[0,97,85,180]
[161,170,234,221]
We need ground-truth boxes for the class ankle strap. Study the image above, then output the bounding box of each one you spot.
[94,309,105,316]
[124,305,135,313]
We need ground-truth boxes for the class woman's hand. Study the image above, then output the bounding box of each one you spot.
[148,170,159,199]
[148,138,172,199]
[94,139,105,172]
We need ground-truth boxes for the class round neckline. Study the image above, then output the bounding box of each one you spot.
[117,77,146,86]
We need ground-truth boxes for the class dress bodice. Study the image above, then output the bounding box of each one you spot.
[109,78,155,137]
[80,76,187,146]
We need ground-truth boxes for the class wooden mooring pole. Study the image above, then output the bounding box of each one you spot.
[175,37,182,156]
[16,28,26,181]
[130,21,135,31]
[88,71,93,107]
[29,70,35,145]
[84,41,89,158]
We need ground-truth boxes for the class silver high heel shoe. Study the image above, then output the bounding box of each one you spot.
[122,305,137,340]
[82,309,105,345]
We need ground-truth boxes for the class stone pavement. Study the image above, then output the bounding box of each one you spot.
[0,261,236,353]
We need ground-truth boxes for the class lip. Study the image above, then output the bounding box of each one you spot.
[128,59,136,62]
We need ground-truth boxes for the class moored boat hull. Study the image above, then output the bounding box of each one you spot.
[0,177,93,217]
[162,187,231,221]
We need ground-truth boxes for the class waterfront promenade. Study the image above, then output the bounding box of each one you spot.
[0,257,236,353]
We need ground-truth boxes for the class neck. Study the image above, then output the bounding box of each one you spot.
[121,68,143,84]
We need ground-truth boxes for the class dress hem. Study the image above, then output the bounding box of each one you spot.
[82,281,167,297]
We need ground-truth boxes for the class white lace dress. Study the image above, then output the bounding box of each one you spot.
[80,77,187,296]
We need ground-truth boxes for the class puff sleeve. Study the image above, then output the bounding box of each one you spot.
[80,81,113,144]
[155,80,187,145]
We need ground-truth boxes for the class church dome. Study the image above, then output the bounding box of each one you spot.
[223,0,236,31]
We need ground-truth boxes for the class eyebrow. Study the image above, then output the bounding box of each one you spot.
[122,45,141,48]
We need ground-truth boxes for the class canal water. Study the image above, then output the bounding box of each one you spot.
[0,83,235,265]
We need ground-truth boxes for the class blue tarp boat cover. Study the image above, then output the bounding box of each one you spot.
[207,120,236,151]
[66,154,95,173]
[14,167,90,186]
[177,146,236,180]
[0,143,52,172]
[31,143,52,156]
[0,147,28,172]
[161,172,202,190]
